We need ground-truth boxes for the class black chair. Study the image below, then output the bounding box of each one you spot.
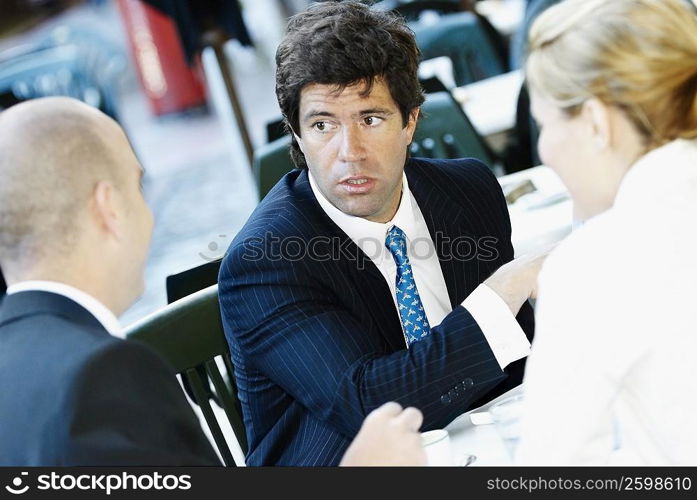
[412,11,506,86]
[372,0,462,22]
[419,75,449,94]
[124,284,247,466]
[502,82,540,173]
[166,259,222,304]
[253,134,295,201]
[413,90,500,170]
[265,117,287,144]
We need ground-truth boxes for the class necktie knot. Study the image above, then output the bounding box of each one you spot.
[386,226,408,260]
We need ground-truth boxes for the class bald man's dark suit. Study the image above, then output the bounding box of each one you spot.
[0,291,219,465]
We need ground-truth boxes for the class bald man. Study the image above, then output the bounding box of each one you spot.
[0,98,427,466]
[0,98,220,465]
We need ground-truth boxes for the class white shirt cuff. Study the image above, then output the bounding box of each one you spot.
[461,283,531,370]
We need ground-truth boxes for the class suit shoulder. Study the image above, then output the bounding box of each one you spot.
[408,157,505,211]
[410,156,499,188]
[2,314,118,369]
[3,315,175,389]
[233,169,316,242]
[222,170,327,276]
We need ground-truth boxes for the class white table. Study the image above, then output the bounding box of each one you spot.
[498,165,574,257]
[444,166,572,466]
[475,0,526,37]
[453,69,523,137]
[446,385,524,466]
[453,69,524,152]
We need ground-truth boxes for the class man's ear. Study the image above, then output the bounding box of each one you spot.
[292,130,305,155]
[581,98,611,151]
[406,107,420,142]
[91,180,120,239]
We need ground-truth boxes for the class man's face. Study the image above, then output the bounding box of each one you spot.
[295,79,418,223]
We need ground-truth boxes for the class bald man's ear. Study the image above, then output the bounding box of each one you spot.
[91,180,121,239]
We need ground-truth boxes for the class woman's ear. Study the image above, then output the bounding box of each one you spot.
[581,98,612,151]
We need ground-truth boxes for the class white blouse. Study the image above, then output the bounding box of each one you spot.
[516,139,697,465]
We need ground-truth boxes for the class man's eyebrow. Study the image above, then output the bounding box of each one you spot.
[359,107,393,116]
[302,110,336,122]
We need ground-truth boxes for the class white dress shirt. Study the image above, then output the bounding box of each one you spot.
[516,139,697,465]
[6,281,122,338]
[309,172,530,369]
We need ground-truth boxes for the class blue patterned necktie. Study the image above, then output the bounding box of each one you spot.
[385,226,431,345]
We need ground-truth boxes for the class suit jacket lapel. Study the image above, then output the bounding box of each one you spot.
[406,162,481,309]
[293,171,406,351]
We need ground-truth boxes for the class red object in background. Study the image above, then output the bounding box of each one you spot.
[115,0,206,115]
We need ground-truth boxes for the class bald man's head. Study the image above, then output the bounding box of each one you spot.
[0,98,129,271]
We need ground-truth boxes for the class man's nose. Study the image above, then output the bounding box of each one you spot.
[338,124,366,162]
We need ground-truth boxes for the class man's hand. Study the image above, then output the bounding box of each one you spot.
[484,245,555,315]
[340,402,426,466]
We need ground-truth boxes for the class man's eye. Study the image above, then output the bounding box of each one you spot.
[313,121,328,131]
[364,116,383,126]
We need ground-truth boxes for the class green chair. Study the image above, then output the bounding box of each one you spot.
[412,11,506,86]
[124,284,246,466]
[412,90,500,171]
[253,134,296,201]
[372,0,461,22]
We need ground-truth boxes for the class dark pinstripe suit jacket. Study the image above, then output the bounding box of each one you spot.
[219,157,534,466]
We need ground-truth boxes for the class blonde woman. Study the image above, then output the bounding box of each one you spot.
[516,0,697,464]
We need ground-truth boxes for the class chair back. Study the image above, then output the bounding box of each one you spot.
[413,12,505,86]
[124,285,247,465]
[253,134,295,200]
[503,82,540,173]
[372,0,461,22]
[0,31,125,118]
[413,90,497,168]
[166,259,222,304]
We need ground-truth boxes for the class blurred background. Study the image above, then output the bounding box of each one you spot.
[1,0,548,325]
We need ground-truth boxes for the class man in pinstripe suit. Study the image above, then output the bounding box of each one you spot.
[219,1,541,465]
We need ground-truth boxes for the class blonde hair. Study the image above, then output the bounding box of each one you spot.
[526,0,697,148]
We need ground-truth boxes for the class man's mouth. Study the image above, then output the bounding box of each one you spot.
[339,176,376,193]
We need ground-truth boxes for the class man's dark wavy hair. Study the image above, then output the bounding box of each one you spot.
[275,1,425,168]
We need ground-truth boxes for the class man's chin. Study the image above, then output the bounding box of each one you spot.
[338,203,384,221]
